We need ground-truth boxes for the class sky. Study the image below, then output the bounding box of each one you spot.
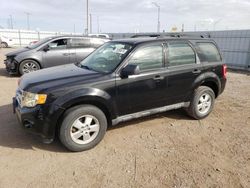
[0,0,250,33]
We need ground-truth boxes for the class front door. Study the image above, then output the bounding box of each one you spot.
[116,43,168,115]
[42,38,70,68]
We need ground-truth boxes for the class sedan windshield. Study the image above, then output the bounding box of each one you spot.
[80,42,133,73]
[27,37,53,49]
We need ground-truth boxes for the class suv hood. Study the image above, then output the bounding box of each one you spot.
[19,64,104,92]
[6,47,31,57]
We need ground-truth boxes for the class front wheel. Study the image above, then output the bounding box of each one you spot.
[59,105,107,152]
[19,60,41,75]
[186,86,215,119]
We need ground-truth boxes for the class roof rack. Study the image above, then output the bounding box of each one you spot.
[130,33,211,39]
[130,34,161,38]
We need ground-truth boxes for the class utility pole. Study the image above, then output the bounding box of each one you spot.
[9,15,13,29]
[152,2,160,33]
[25,12,31,30]
[86,0,89,35]
[97,16,100,33]
[89,13,92,34]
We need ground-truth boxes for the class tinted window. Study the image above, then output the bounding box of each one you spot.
[168,42,196,66]
[128,45,163,71]
[48,39,68,49]
[196,43,221,62]
[70,38,91,48]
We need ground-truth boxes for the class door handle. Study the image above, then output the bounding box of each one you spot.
[62,53,70,56]
[153,75,164,81]
[192,69,201,74]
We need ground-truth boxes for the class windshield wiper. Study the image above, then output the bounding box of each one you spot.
[80,65,95,71]
[81,65,90,69]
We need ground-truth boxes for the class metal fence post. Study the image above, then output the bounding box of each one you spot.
[18,30,22,46]
[38,31,40,41]
[247,37,250,70]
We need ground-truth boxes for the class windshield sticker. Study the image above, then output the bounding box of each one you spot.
[114,48,127,54]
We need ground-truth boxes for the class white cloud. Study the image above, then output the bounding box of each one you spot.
[0,0,250,32]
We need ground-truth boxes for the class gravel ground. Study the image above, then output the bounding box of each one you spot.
[0,47,249,188]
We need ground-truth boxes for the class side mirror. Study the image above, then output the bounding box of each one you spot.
[120,64,140,78]
[43,45,50,52]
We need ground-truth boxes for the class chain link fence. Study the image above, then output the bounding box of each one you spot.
[0,29,82,47]
[1,29,249,70]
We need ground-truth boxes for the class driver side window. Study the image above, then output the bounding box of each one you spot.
[128,44,163,71]
[48,39,68,50]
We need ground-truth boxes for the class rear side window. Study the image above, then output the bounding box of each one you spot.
[70,38,91,48]
[128,45,163,71]
[196,42,221,62]
[167,42,196,66]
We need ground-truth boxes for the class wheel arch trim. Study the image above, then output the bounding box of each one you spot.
[192,72,221,97]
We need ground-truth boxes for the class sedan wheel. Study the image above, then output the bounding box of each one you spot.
[23,62,39,73]
[19,60,40,75]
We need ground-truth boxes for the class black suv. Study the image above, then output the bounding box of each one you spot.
[13,37,227,151]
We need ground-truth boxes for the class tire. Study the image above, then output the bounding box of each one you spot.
[59,105,107,152]
[185,86,215,120]
[19,60,41,75]
[1,42,8,48]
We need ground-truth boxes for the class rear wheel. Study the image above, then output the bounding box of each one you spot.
[59,105,107,152]
[19,60,40,75]
[186,86,215,119]
[1,42,8,48]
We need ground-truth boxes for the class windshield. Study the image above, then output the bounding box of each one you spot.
[27,37,53,49]
[80,42,133,73]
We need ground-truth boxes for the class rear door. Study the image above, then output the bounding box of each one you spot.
[42,38,70,67]
[166,40,203,104]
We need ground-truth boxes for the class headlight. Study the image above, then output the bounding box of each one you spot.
[22,91,47,107]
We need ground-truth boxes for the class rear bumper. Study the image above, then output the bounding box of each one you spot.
[13,97,56,143]
[219,77,227,95]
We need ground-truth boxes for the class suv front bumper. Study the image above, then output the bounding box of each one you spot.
[13,97,54,143]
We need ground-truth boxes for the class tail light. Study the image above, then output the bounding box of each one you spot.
[222,64,227,78]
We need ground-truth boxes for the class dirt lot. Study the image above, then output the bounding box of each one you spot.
[0,47,249,188]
